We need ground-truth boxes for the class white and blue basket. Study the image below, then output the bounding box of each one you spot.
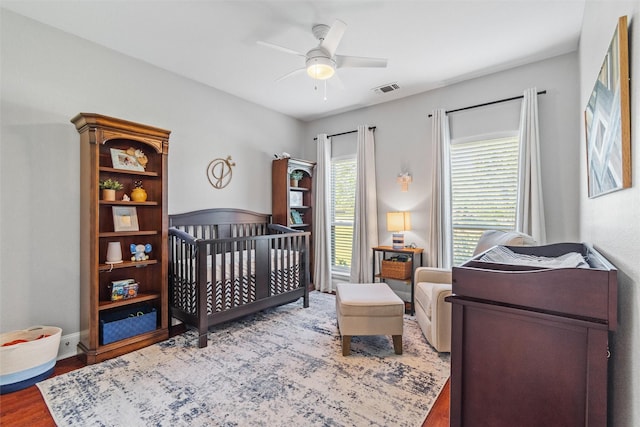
[0,326,61,394]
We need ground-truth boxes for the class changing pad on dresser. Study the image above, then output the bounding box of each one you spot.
[478,245,589,269]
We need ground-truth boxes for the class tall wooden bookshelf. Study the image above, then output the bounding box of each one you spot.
[72,113,170,364]
[272,158,315,283]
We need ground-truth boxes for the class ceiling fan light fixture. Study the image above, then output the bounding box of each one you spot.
[306,56,335,80]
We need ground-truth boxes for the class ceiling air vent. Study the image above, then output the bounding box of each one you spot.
[372,82,400,95]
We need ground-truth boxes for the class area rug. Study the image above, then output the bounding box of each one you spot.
[38,291,450,426]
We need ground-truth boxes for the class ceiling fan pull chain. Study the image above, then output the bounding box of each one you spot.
[324,80,328,101]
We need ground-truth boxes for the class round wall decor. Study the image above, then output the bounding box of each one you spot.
[206,156,235,189]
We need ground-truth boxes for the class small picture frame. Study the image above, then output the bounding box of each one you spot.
[110,148,145,172]
[289,191,303,207]
[112,206,139,232]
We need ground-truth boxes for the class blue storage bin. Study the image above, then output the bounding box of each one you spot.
[100,305,156,345]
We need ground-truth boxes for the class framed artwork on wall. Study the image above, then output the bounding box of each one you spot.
[584,15,631,198]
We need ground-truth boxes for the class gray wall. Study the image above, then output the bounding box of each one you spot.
[304,53,581,250]
[579,3,640,426]
[0,11,305,336]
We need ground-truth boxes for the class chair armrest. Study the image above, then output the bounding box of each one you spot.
[430,282,453,301]
[431,283,452,353]
[415,267,452,284]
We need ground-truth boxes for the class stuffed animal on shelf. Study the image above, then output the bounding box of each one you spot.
[130,243,152,261]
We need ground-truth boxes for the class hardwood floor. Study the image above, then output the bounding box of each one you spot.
[423,378,450,427]
[0,356,451,426]
[0,356,84,426]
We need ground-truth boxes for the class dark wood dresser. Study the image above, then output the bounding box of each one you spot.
[447,243,617,427]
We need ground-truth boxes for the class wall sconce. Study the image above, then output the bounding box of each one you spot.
[397,172,412,192]
[387,211,411,250]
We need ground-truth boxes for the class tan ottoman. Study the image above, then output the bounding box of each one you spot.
[335,282,404,356]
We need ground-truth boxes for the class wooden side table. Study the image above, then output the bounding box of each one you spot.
[372,245,424,315]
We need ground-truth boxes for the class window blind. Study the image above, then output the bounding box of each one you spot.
[450,136,519,266]
[331,156,356,272]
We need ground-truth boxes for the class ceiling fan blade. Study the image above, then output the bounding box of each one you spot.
[276,68,306,82]
[336,55,388,68]
[320,19,347,57]
[256,40,305,57]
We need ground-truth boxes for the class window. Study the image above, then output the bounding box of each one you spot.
[450,135,519,266]
[331,155,356,273]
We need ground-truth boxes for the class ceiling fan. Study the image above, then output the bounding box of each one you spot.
[257,19,387,83]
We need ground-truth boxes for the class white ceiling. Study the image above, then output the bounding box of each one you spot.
[1,0,585,122]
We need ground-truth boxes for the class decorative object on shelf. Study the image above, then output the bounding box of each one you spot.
[122,194,130,202]
[274,152,291,159]
[206,155,235,189]
[585,15,631,198]
[387,211,411,250]
[105,242,123,265]
[99,179,123,201]
[128,147,148,169]
[290,170,304,187]
[130,180,148,202]
[130,243,152,261]
[289,191,303,207]
[112,206,139,232]
[397,172,412,192]
[110,279,139,301]
[110,148,146,172]
[291,209,304,224]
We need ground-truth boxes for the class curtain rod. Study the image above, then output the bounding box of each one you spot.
[313,126,376,141]
[427,90,547,118]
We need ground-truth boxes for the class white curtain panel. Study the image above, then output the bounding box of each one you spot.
[314,134,333,292]
[516,88,547,244]
[427,109,453,269]
[350,125,379,283]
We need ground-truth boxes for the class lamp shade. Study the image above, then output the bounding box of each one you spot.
[105,241,123,264]
[386,212,411,232]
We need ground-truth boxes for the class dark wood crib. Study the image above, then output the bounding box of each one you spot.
[168,208,310,347]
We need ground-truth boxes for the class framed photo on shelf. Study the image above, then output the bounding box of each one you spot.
[289,191,303,207]
[112,206,139,232]
[110,148,145,172]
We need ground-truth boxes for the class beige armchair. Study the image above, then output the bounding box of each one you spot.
[414,230,536,352]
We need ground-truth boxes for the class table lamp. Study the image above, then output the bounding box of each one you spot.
[387,212,411,250]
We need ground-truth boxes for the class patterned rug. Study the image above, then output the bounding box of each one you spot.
[38,291,450,426]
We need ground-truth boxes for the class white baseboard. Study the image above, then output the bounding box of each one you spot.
[57,332,80,360]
